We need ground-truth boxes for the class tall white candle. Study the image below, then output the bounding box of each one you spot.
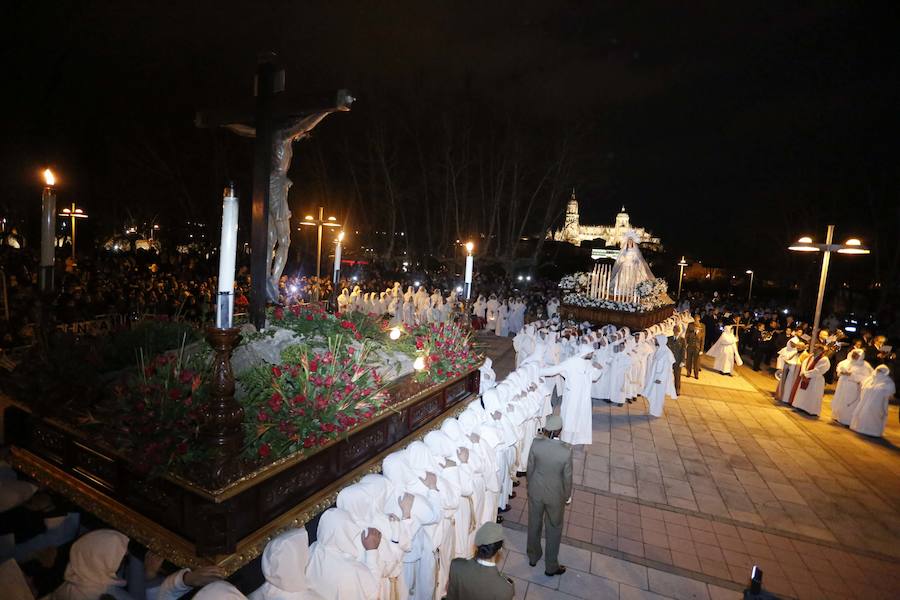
[602,265,608,299]
[218,184,239,293]
[334,239,342,275]
[464,253,473,285]
[216,183,238,328]
[40,185,56,268]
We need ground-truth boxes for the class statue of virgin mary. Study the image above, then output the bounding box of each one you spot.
[609,230,655,296]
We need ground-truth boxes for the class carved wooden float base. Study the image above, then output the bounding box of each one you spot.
[561,304,676,330]
[7,368,480,575]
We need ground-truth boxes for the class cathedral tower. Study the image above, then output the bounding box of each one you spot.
[564,189,581,245]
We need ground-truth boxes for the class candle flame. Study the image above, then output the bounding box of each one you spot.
[43,169,55,186]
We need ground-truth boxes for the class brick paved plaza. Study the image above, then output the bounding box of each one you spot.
[478,334,900,600]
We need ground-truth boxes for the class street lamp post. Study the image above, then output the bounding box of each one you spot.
[746,270,754,303]
[788,225,869,355]
[59,202,88,261]
[677,256,688,300]
[299,206,340,302]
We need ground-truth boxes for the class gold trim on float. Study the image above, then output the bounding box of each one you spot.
[168,360,483,502]
[4,358,482,505]
[10,393,478,575]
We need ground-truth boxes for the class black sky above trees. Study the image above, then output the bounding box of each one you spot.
[2,1,897,280]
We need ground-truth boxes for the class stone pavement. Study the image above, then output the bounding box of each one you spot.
[478,332,900,599]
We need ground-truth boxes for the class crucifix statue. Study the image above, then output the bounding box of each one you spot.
[223,103,351,301]
[196,52,353,328]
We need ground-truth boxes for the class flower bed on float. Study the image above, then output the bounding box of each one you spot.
[99,304,480,477]
[6,304,482,569]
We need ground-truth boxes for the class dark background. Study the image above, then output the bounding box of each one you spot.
[2,1,898,286]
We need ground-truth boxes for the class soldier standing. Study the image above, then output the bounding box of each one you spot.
[445,522,515,600]
[526,415,572,577]
[668,324,687,394]
[685,314,706,379]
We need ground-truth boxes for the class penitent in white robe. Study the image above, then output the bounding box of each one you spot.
[541,355,593,446]
[778,352,804,404]
[707,327,743,374]
[850,367,896,437]
[642,336,677,417]
[608,346,632,405]
[792,354,830,416]
[590,346,613,399]
[831,355,873,425]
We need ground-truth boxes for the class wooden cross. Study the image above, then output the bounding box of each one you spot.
[196,52,353,329]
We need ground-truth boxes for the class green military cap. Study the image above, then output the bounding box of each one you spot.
[544,415,563,432]
[474,522,505,545]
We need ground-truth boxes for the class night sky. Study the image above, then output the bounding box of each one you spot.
[2,1,898,277]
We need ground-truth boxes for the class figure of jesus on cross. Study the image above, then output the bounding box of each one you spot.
[223,90,353,301]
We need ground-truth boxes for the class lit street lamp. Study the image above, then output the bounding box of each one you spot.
[746,270,754,303]
[788,225,869,354]
[676,256,688,300]
[299,206,340,302]
[59,202,88,261]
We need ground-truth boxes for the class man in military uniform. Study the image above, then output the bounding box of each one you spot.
[668,324,686,394]
[445,522,514,600]
[685,314,706,379]
[526,415,572,577]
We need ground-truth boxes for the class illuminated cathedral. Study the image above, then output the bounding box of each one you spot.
[548,191,662,257]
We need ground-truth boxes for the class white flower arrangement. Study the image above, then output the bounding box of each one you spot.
[635,278,672,310]
[562,293,640,313]
[559,272,592,292]
[560,275,672,313]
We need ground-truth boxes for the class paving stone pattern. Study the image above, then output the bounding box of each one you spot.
[481,334,900,599]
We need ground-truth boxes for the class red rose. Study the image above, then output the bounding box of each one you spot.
[309,360,318,373]
[168,388,182,400]
[306,314,314,321]
[176,442,188,455]
[268,393,283,412]
[259,443,271,458]
[274,307,284,320]
[303,436,316,448]
[272,366,283,378]
[257,410,269,422]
